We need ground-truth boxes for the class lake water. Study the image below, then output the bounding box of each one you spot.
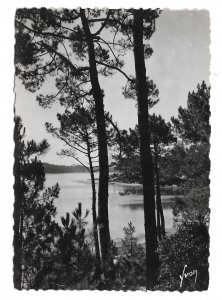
[45,172,175,243]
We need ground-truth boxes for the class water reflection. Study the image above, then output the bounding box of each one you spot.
[120,200,174,210]
[45,172,176,242]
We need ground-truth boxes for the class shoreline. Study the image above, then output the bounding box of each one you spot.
[109,180,142,187]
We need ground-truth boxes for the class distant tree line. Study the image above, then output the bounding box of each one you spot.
[43,163,88,173]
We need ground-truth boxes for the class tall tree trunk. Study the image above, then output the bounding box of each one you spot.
[13,193,23,289]
[133,9,159,289]
[13,151,23,289]
[80,9,111,264]
[154,143,165,238]
[156,199,162,241]
[86,139,101,273]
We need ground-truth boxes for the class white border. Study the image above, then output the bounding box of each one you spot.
[0,1,222,299]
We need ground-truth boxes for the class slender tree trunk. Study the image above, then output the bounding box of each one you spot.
[154,146,161,241]
[13,157,23,289]
[154,143,165,238]
[156,198,162,241]
[133,9,159,289]
[86,140,101,273]
[13,195,23,289]
[80,9,111,263]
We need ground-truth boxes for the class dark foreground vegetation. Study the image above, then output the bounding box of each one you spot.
[13,80,210,290]
[14,8,210,291]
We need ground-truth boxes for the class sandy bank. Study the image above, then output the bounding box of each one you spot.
[109,181,142,187]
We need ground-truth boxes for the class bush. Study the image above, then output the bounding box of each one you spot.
[172,181,210,227]
[109,222,146,290]
[155,222,209,291]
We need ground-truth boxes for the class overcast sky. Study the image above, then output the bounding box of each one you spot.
[15,9,210,165]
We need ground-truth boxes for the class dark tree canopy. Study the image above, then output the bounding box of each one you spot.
[122,77,159,109]
[150,114,176,149]
[171,81,210,144]
[46,105,98,170]
[14,8,131,103]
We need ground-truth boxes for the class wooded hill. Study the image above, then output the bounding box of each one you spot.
[43,163,87,173]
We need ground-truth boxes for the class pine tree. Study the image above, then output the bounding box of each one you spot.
[122,222,139,257]
[106,9,161,287]
[132,9,160,288]
[171,81,210,144]
[52,203,93,289]
[170,82,210,226]
[150,114,176,240]
[15,8,127,264]
[13,116,60,289]
[46,105,101,265]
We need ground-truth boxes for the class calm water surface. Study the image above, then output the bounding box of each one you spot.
[45,172,175,243]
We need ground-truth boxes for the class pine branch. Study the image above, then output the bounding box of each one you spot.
[41,42,90,74]
[57,151,90,172]
[97,37,120,64]
[92,10,111,36]
[49,129,88,155]
[51,12,80,23]
[15,20,73,42]
[105,115,122,159]
[61,133,88,152]
[95,60,132,82]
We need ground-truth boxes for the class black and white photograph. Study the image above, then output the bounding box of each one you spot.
[1,0,222,296]
[13,6,211,291]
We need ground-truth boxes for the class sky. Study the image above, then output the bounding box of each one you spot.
[15,9,210,165]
